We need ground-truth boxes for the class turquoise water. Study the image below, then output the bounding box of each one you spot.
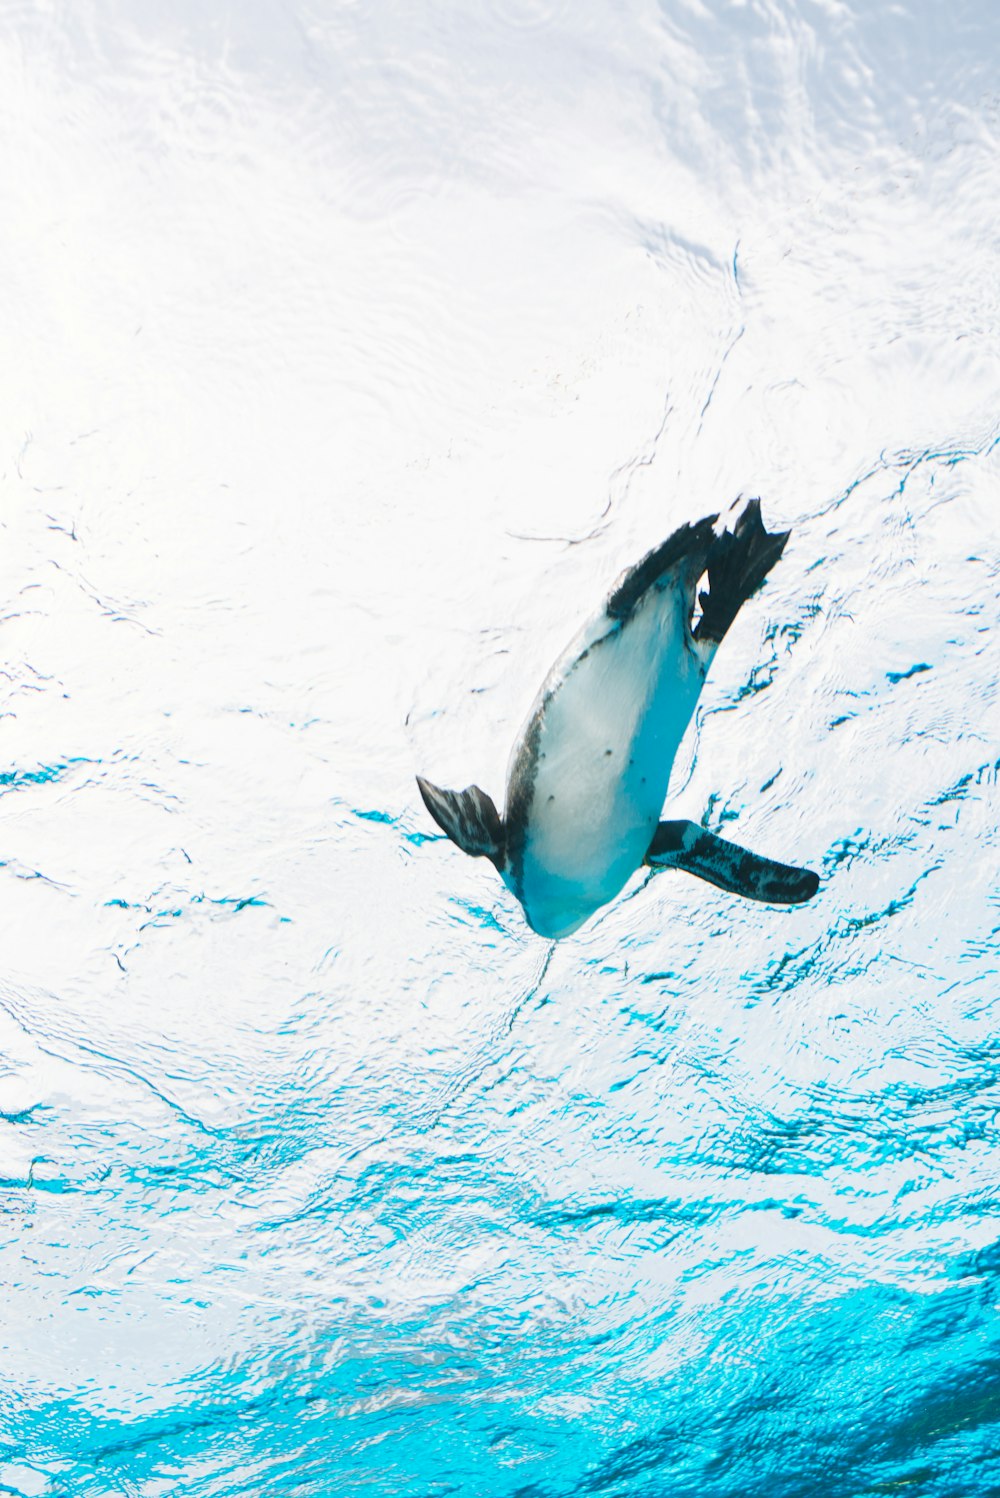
[2,1,1000,1493]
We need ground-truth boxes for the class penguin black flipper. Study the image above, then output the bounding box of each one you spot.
[645,819,819,905]
[416,777,504,866]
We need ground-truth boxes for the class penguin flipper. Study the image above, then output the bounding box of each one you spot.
[416,776,504,865]
[645,819,819,905]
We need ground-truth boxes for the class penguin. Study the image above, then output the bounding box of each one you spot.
[416,499,818,938]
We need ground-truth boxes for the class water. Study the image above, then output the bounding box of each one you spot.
[1,0,999,1493]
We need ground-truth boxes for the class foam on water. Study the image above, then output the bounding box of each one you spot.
[1,0,1000,1493]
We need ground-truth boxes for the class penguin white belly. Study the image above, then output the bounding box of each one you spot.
[510,585,708,937]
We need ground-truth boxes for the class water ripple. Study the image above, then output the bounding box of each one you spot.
[3,0,1000,1493]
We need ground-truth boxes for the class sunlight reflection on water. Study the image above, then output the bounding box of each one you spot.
[1,0,1000,1494]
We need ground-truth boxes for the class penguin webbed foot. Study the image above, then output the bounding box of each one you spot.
[693,499,790,645]
[645,818,819,905]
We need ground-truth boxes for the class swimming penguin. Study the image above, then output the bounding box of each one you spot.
[416,500,818,938]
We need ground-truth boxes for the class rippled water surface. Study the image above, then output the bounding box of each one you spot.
[2,1,1000,1494]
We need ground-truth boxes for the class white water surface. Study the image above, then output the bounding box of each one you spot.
[1,2,1000,1494]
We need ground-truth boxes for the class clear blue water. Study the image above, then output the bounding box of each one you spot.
[2,1,1000,1494]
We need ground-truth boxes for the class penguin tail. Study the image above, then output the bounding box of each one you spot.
[606,514,719,622]
[693,499,789,644]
